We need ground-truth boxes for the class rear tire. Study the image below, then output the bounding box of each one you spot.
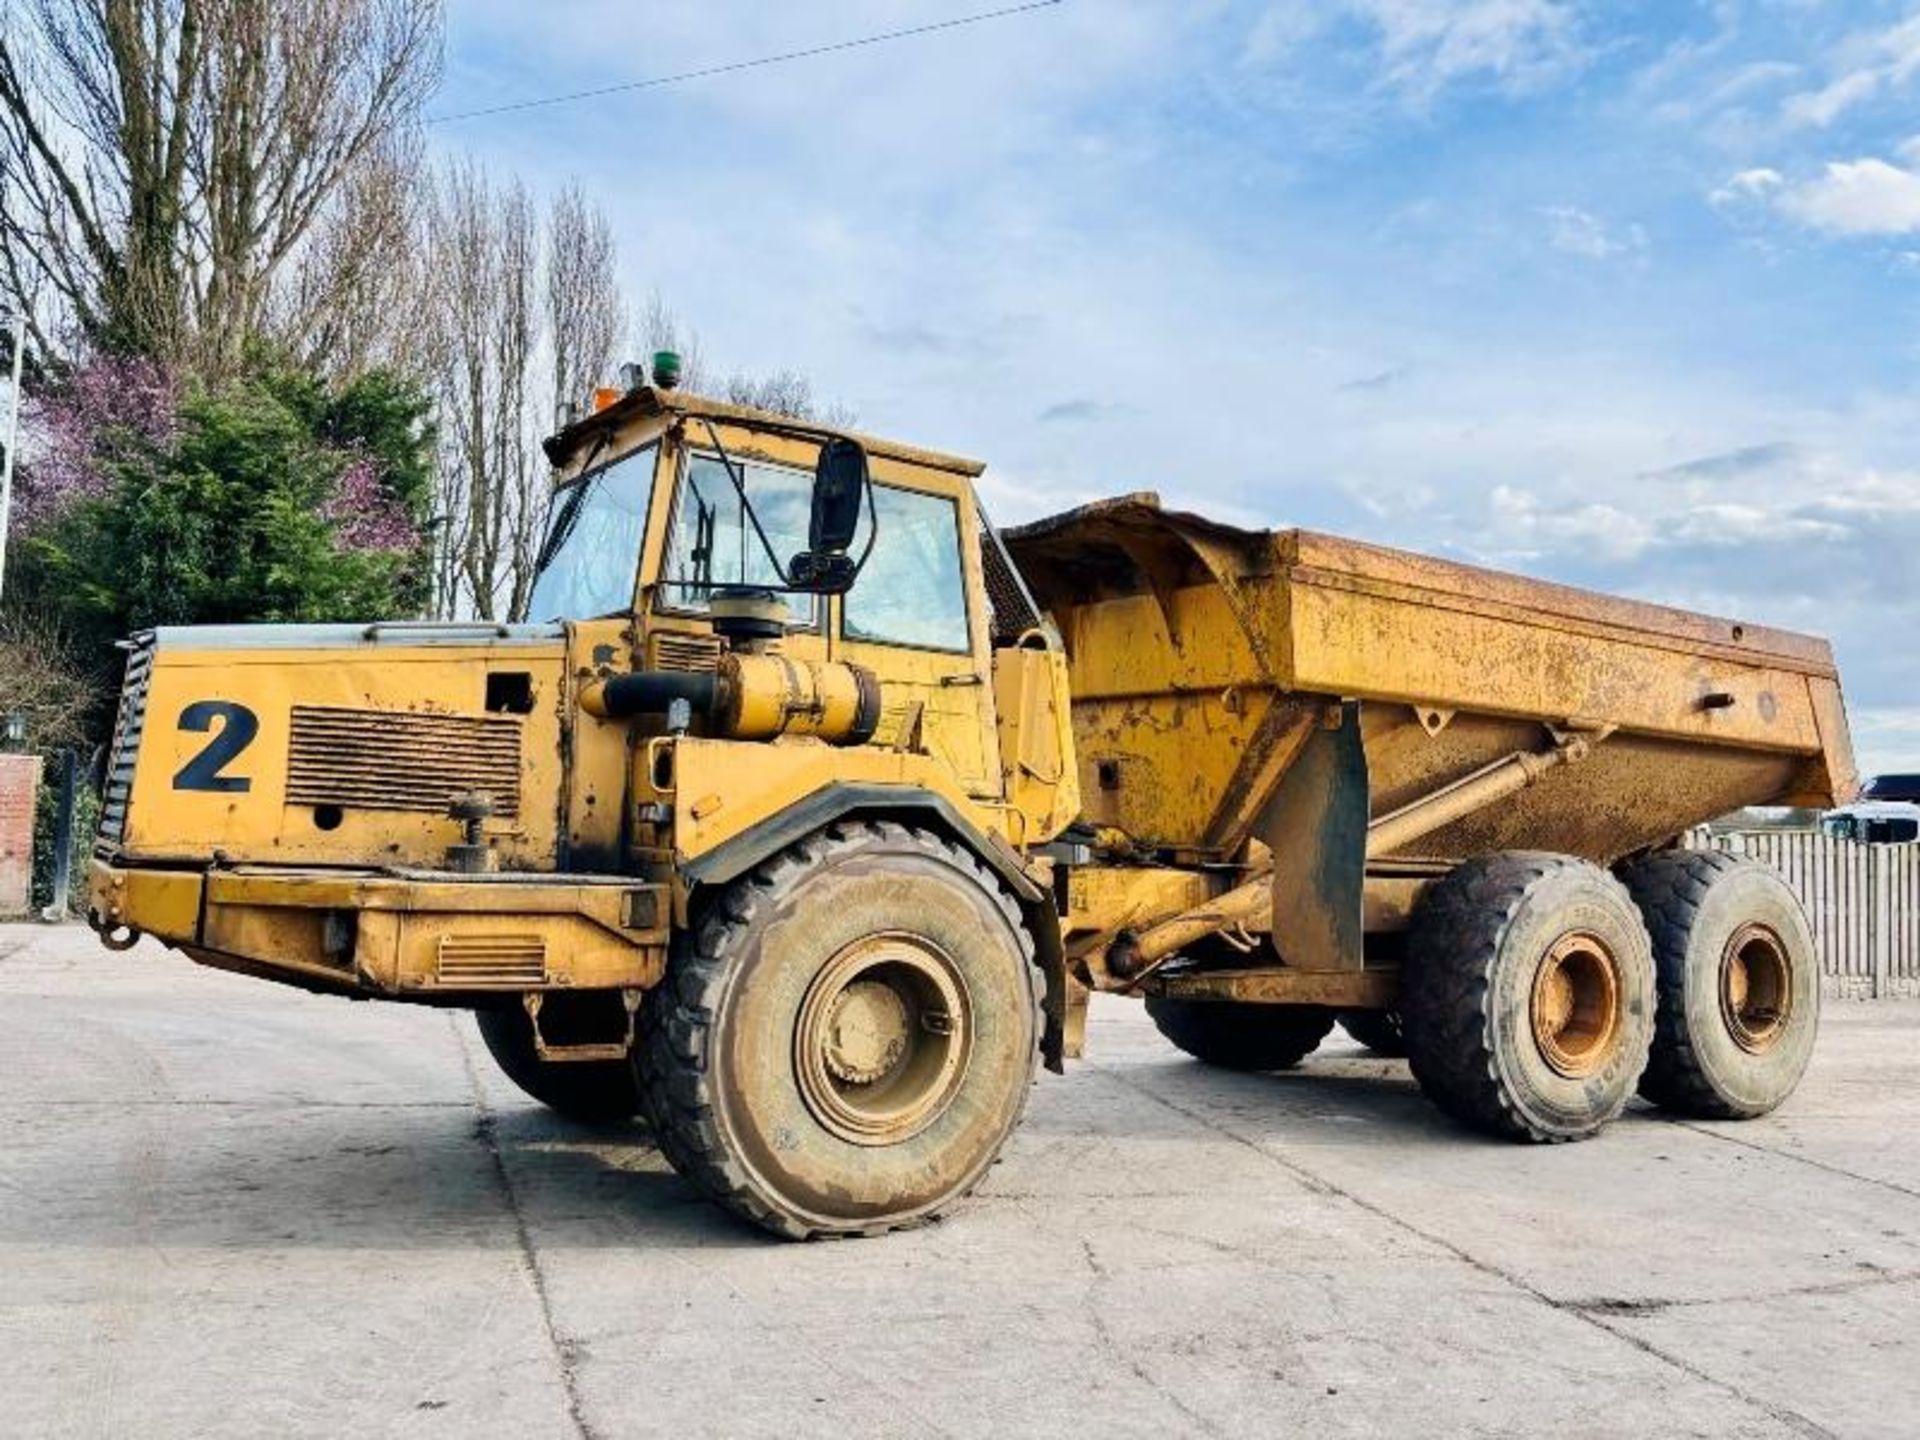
[1338,1008,1407,1057]
[1619,849,1819,1119]
[639,822,1039,1240]
[473,1006,642,1123]
[1402,852,1654,1143]
[1144,998,1335,1071]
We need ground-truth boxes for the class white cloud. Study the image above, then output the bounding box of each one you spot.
[1344,0,1586,101]
[1783,69,1880,128]
[1782,13,1920,128]
[428,2,1920,735]
[1778,157,1920,236]
[1709,167,1783,208]
[1852,709,1920,774]
[1541,204,1647,260]
[1489,485,1658,562]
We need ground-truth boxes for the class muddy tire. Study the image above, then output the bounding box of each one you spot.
[1619,849,1819,1119]
[638,821,1039,1240]
[1403,852,1654,1143]
[1338,1009,1406,1057]
[1144,999,1335,1071]
[473,1006,642,1123]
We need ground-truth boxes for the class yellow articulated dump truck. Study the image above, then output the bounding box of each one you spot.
[87,377,1857,1238]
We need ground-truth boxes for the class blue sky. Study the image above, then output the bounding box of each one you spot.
[435,1,1920,775]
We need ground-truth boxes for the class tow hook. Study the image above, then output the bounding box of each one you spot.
[88,910,142,951]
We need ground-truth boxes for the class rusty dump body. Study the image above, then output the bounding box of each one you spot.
[1007,494,1855,1005]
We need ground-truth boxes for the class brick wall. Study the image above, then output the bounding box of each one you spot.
[0,754,42,918]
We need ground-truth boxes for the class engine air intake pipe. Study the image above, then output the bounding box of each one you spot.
[581,653,884,747]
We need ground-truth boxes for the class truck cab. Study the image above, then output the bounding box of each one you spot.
[88,383,1079,991]
[535,383,1078,880]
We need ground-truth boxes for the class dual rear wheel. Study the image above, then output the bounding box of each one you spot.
[1150,849,1818,1144]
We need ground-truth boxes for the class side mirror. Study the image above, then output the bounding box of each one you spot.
[788,437,869,593]
[810,437,867,551]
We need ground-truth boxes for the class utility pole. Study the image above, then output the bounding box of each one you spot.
[0,309,24,602]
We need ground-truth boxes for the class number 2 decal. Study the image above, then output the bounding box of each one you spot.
[173,701,259,793]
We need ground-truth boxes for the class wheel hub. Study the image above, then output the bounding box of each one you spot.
[822,980,911,1085]
[1721,922,1792,1054]
[1530,930,1623,1079]
[795,934,973,1146]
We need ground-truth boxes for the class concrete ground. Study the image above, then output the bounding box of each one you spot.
[3,925,1917,1440]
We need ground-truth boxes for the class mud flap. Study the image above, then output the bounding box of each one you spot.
[1263,701,1370,972]
[1023,894,1071,1073]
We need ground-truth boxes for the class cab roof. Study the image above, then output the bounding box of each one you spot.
[541,384,986,479]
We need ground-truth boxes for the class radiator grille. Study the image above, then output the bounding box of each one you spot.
[435,934,547,987]
[96,635,156,851]
[980,510,1045,645]
[287,706,523,818]
[649,631,723,672]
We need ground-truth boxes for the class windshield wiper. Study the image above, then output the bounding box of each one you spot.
[531,433,612,578]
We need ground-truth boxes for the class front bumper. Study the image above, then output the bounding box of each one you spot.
[88,859,668,999]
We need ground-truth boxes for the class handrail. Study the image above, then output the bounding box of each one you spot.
[361,620,512,641]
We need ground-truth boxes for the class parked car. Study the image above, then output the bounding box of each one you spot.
[1821,799,1920,845]
[1861,774,1920,804]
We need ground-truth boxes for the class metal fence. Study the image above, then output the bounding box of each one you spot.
[1693,830,1920,999]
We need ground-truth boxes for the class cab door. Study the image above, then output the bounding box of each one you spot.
[835,464,1003,800]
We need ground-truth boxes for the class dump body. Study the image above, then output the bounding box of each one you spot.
[1006,494,1855,868]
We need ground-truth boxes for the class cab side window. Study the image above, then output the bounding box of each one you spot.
[660,453,815,625]
[844,484,971,652]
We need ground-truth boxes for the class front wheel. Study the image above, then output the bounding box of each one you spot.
[639,822,1039,1240]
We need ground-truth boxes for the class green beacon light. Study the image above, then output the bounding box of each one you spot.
[651,350,683,390]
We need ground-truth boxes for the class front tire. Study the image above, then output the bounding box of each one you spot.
[1620,850,1819,1119]
[1403,852,1654,1142]
[639,822,1039,1240]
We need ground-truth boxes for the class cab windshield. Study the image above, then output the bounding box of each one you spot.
[526,442,658,620]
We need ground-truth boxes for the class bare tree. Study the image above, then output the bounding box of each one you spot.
[0,606,109,756]
[724,366,856,426]
[273,133,435,379]
[633,293,848,423]
[546,184,619,423]
[0,0,441,371]
[724,368,816,420]
[426,167,625,621]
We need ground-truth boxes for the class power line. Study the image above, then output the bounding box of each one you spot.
[429,1,1064,125]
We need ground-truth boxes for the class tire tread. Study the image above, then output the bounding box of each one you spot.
[638,821,1040,1240]
[1619,848,1772,1119]
[1403,851,1649,1143]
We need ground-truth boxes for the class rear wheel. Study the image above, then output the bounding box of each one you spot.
[1338,1008,1406,1057]
[473,1005,642,1123]
[1402,852,1654,1142]
[1619,850,1819,1119]
[1145,998,1335,1071]
[639,822,1039,1239]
